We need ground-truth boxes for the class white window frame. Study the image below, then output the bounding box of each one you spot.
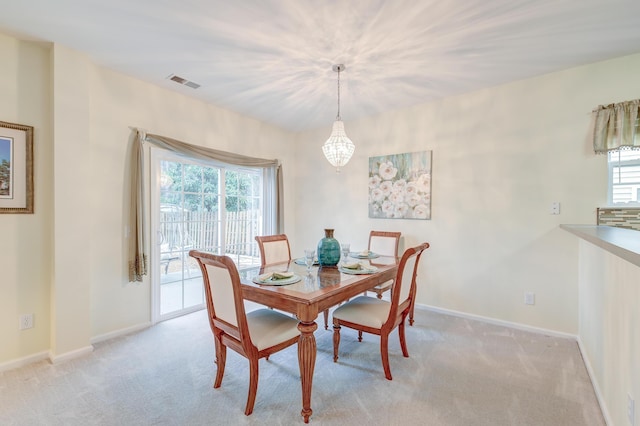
[607,149,640,206]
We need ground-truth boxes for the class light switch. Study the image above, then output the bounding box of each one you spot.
[550,202,560,215]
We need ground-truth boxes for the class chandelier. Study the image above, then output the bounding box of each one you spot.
[322,64,355,173]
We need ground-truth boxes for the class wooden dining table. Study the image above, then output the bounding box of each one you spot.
[240,256,399,423]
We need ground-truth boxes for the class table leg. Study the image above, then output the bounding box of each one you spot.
[297,320,317,423]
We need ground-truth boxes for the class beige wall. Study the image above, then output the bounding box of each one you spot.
[51,44,93,359]
[0,34,53,364]
[293,53,640,334]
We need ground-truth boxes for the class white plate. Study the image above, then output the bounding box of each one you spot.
[252,274,302,286]
[339,266,378,275]
[349,251,380,259]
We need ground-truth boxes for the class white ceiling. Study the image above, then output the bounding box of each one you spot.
[1,0,640,132]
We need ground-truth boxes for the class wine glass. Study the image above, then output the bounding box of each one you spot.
[341,243,350,263]
[304,249,315,272]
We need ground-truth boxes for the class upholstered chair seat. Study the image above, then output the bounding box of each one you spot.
[246,310,300,350]
[331,296,391,328]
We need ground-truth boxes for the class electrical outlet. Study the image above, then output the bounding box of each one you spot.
[19,314,34,330]
[524,292,535,305]
[629,394,635,426]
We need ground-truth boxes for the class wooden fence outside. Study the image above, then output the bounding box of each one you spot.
[160,210,260,257]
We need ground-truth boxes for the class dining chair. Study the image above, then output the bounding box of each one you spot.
[255,234,292,314]
[332,242,429,380]
[255,234,334,330]
[366,230,401,298]
[322,231,401,331]
[189,250,301,416]
[255,234,292,265]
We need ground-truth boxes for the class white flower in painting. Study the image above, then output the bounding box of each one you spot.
[406,193,421,207]
[388,192,403,205]
[379,161,398,180]
[417,172,430,184]
[379,180,393,197]
[394,203,409,217]
[391,186,404,198]
[416,173,431,194]
[370,202,381,215]
[413,204,430,219]
[370,187,385,203]
[369,174,382,189]
[381,200,394,216]
[404,182,418,196]
[392,179,407,192]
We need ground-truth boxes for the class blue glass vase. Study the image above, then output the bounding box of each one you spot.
[317,228,340,267]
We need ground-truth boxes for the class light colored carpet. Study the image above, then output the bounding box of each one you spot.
[0,307,604,425]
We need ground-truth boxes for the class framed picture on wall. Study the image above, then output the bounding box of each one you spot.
[368,150,432,219]
[0,121,34,214]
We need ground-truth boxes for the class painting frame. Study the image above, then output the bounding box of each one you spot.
[0,121,34,214]
[368,150,432,220]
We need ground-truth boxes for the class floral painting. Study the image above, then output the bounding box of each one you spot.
[368,151,432,219]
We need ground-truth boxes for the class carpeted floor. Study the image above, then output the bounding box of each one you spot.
[0,307,604,425]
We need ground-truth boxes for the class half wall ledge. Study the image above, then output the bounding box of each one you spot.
[560,224,640,268]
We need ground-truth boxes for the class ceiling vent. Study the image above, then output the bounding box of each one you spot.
[167,74,201,89]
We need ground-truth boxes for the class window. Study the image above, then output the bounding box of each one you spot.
[608,149,640,205]
[592,100,640,205]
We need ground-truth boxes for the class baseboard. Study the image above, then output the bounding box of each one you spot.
[1,321,153,372]
[576,336,613,426]
[416,303,577,340]
[0,350,50,373]
[49,345,94,364]
[90,321,152,345]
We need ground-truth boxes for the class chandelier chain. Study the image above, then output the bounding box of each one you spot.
[336,67,341,120]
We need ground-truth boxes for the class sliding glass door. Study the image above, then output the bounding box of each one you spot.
[151,148,271,322]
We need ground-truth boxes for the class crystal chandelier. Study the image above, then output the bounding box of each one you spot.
[322,64,355,173]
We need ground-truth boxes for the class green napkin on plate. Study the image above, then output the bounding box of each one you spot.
[258,271,294,281]
[341,262,363,270]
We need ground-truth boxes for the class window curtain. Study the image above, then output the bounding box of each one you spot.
[128,129,283,282]
[591,99,640,154]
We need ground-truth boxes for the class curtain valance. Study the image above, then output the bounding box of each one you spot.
[128,129,283,282]
[591,99,640,154]
[144,132,279,168]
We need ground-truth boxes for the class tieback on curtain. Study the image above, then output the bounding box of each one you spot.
[591,99,640,154]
